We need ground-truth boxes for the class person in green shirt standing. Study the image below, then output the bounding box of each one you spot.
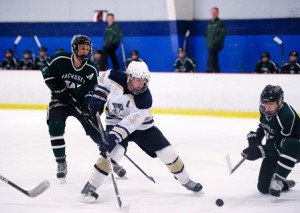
[205,7,226,73]
[100,13,121,71]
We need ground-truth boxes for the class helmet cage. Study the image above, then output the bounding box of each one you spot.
[259,85,284,117]
[71,35,92,62]
[126,62,150,95]
[127,76,149,95]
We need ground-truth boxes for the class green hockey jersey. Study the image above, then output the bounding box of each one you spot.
[41,52,98,107]
[257,102,300,156]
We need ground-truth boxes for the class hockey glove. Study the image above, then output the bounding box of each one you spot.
[242,145,266,161]
[99,133,119,155]
[52,90,69,104]
[247,131,264,146]
[81,110,93,126]
[88,86,107,119]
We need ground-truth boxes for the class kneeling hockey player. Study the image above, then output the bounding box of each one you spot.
[242,85,299,197]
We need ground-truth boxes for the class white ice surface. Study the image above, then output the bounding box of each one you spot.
[0,110,299,213]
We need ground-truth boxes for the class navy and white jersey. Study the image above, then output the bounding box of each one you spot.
[98,69,154,140]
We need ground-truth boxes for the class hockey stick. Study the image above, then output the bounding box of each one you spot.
[95,112,155,183]
[69,99,155,183]
[124,154,155,183]
[183,30,190,52]
[34,35,42,49]
[105,151,130,211]
[95,114,130,211]
[120,33,127,70]
[273,36,284,67]
[14,35,22,60]
[69,100,129,209]
[0,175,50,198]
[225,154,247,175]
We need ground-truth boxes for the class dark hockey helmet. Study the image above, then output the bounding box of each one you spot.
[130,49,139,56]
[71,34,92,62]
[289,51,298,58]
[23,49,31,54]
[261,52,270,59]
[5,49,14,58]
[39,47,48,52]
[5,49,13,54]
[259,85,284,117]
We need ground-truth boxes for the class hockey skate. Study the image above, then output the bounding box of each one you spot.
[269,174,283,197]
[113,163,126,178]
[79,182,99,203]
[57,162,68,184]
[182,179,203,192]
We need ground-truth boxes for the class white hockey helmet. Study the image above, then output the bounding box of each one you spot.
[126,61,150,95]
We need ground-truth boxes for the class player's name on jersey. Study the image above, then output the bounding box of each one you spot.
[62,73,85,84]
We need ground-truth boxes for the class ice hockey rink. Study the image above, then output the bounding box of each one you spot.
[0,110,299,213]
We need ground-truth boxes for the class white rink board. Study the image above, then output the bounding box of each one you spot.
[0,71,300,112]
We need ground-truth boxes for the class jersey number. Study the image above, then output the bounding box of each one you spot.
[65,80,82,89]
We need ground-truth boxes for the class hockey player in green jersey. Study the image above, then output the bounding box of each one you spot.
[241,85,299,197]
[41,35,125,183]
[281,51,300,74]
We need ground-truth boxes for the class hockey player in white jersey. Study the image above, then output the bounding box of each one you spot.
[79,61,203,203]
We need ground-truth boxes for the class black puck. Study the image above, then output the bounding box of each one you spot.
[216,198,224,207]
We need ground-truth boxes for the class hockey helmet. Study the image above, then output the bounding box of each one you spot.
[5,49,13,54]
[130,49,139,56]
[126,61,150,95]
[289,51,298,58]
[259,85,284,117]
[71,34,92,62]
[261,52,270,59]
[39,47,48,52]
[23,49,31,55]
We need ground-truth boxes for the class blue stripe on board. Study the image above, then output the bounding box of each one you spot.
[0,18,300,37]
[0,21,179,37]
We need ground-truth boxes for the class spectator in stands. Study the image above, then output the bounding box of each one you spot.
[174,48,196,72]
[92,49,104,71]
[125,49,145,68]
[281,51,300,74]
[33,47,50,70]
[1,49,18,70]
[18,50,34,70]
[254,52,278,74]
[205,7,226,73]
[100,13,121,71]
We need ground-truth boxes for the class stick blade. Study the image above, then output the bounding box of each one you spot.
[225,154,232,175]
[14,35,22,45]
[273,36,283,45]
[121,203,131,212]
[149,177,156,183]
[185,30,190,37]
[33,35,42,48]
[27,180,50,197]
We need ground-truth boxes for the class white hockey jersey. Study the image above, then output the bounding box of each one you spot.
[98,69,155,141]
